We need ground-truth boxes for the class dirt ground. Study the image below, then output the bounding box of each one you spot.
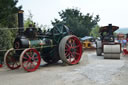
[0,50,128,85]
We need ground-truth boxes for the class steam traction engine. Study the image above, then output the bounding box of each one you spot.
[96,24,121,59]
[4,10,82,72]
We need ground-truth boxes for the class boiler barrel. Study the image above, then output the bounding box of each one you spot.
[29,40,46,48]
[14,37,53,49]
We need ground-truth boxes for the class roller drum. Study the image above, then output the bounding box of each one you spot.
[104,54,120,59]
[104,44,120,59]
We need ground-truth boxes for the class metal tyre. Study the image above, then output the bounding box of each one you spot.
[96,48,102,56]
[4,48,20,70]
[96,40,102,48]
[59,35,82,64]
[20,48,41,72]
[96,40,102,56]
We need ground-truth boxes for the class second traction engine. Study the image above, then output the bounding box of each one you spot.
[96,24,121,59]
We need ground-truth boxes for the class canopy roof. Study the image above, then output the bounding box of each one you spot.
[99,26,119,33]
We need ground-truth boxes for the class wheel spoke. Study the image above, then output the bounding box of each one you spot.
[34,56,38,60]
[15,62,19,66]
[65,51,68,56]
[7,57,14,65]
[66,43,71,48]
[65,49,69,51]
[11,57,15,62]
[33,61,38,65]
[23,61,30,69]
[7,57,11,62]
[73,52,80,56]
[70,53,75,58]
[26,63,30,69]
[32,53,35,59]
[11,62,15,68]
[29,50,33,56]
[31,62,36,67]
[71,39,75,47]
[72,39,75,45]
[13,60,17,66]
[65,52,70,57]
[23,56,28,60]
[25,53,31,59]
[30,63,33,69]
[67,39,72,46]
[72,44,80,49]
[33,58,38,63]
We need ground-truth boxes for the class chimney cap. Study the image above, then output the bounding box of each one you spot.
[18,10,24,13]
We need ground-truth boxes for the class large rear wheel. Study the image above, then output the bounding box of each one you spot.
[59,35,82,64]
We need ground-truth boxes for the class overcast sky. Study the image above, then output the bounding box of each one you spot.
[18,0,128,28]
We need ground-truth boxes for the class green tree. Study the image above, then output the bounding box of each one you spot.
[0,0,22,27]
[52,8,100,37]
[0,28,16,63]
[24,11,35,28]
[90,25,100,38]
[24,11,43,29]
[0,0,21,49]
[0,0,21,62]
[0,29,13,50]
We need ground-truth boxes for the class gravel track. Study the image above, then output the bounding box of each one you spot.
[0,51,128,85]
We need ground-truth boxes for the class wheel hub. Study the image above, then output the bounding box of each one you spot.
[70,48,74,52]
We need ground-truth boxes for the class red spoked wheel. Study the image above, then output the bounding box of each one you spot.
[4,48,21,70]
[59,35,82,64]
[20,48,41,72]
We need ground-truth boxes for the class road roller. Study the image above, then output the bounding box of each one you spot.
[96,24,121,59]
[4,10,82,72]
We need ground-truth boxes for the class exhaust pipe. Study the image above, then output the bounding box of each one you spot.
[18,10,24,35]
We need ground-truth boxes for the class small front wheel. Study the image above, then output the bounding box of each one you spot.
[4,48,20,70]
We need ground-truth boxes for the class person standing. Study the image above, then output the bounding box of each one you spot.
[122,38,127,48]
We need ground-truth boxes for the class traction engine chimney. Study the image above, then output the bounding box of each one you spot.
[18,10,24,35]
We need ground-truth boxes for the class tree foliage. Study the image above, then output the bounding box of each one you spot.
[24,11,35,28]
[0,0,21,61]
[0,0,21,27]
[0,29,13,50]
[0,0,21,47]
[24,11,43,29]
[90,25,100,38]
[52,8,100,37]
